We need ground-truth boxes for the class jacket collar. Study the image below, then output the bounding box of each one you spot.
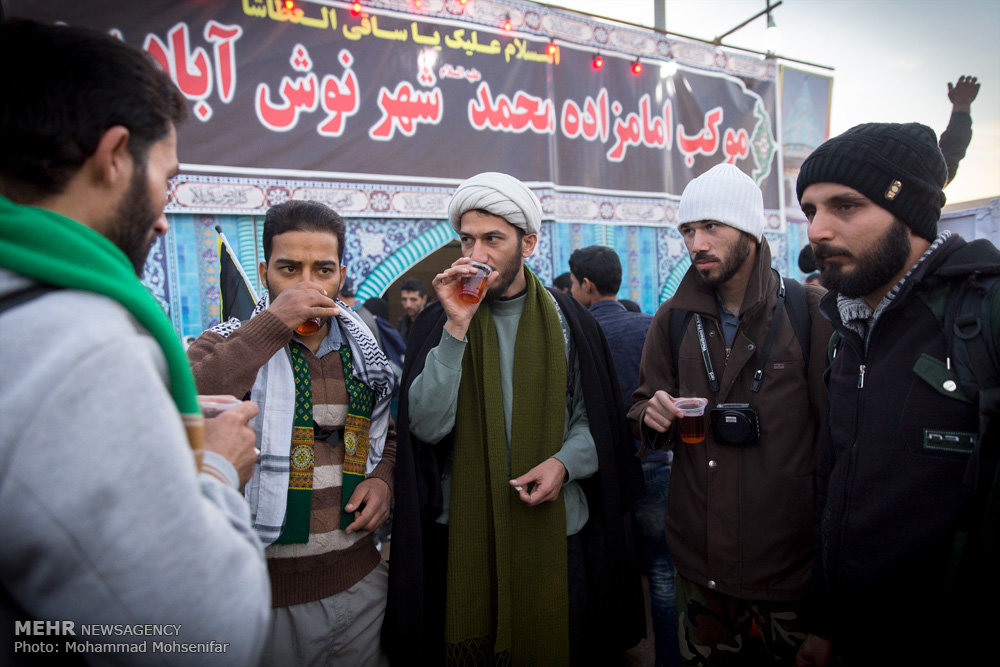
[819,231,962,329]
[589,299,625,315]
[669,238,777,319]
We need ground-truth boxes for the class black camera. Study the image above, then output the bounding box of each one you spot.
[710,403,760,446]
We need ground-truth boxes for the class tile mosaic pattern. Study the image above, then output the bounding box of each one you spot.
[144,213,811,340]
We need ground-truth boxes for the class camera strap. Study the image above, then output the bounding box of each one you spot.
[694,280,788,395]
[693,314,720,393]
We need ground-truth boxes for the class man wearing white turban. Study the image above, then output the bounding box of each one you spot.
[447,171,543,235]
[384,172,645,665]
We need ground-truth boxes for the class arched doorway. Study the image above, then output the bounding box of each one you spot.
[382,241,461,326]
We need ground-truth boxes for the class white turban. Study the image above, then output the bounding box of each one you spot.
[447,172,542,235]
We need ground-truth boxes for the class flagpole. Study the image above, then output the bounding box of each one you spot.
[214,225,258,302]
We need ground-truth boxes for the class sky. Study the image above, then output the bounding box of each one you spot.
[544,0,1000,205]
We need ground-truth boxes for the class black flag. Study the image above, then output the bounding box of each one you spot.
[216,226,257,322]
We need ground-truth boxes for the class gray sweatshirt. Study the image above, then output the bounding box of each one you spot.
[0,269,270,665]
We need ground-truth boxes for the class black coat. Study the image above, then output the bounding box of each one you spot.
[816,233,1000,658]
[382,288,645,664]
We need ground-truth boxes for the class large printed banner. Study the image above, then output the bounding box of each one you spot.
[9,0,781,221]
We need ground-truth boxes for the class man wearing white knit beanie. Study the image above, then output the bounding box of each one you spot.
[629,162,834,665]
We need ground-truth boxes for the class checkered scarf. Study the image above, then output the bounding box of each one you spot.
[213,293,396,546]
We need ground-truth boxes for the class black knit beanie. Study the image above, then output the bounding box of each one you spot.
[796,122,947,242]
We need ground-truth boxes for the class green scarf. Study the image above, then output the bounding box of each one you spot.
[446,267,570,666]
[275,340,376,543]
[339,342,375,530]
[0,195,204,455]
[275,343,315,544]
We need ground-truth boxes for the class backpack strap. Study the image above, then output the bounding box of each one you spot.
[946,274,1000,490]
[669,307,694,393]
[939,272,1000,590]
[0,284,58,315]
[670,279,812,361]
[782,277,811,365]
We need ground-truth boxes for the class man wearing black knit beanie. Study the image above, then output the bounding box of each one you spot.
[795,122,1000,666]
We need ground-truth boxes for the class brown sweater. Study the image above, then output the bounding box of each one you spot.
[188,311,396,607]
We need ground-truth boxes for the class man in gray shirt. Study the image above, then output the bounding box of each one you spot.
[0,20,270,664]
[383,172,645,665]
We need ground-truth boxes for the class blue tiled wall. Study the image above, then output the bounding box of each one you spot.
[143,213,808,340]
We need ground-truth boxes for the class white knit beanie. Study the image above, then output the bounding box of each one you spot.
[677,163,765,242]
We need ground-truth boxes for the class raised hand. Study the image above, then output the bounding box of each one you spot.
[947,75,980,112]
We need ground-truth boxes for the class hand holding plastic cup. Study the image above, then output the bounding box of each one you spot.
[674,397,708,444]
[458,261,492,305]
[198,395,260,457]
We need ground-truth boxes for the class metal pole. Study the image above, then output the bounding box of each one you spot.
[712,0,782,45]
[532,0,832,71]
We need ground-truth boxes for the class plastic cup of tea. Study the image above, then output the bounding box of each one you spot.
[196,395,260,463]
[197,395,243,418]
[458,261,492,305]
[296,317,322,335]
[675,397,708,444]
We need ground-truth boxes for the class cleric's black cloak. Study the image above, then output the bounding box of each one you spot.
[382,287,645,665]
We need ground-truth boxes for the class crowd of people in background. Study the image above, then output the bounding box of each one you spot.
[2,17,996,667]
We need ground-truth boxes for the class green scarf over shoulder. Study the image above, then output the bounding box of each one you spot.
[0,195,203,451]
[446,267,570,666]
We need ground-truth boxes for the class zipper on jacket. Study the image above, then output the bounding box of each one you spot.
[828,327,866,588]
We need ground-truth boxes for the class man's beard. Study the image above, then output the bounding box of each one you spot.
[693,232,753,288]
[483,247,524,303]
[813,218,911,298]
[105,162,162,276]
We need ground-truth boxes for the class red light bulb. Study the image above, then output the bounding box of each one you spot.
[631,60,643,75]
[592,55,604,70]
[351,2,362,16]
